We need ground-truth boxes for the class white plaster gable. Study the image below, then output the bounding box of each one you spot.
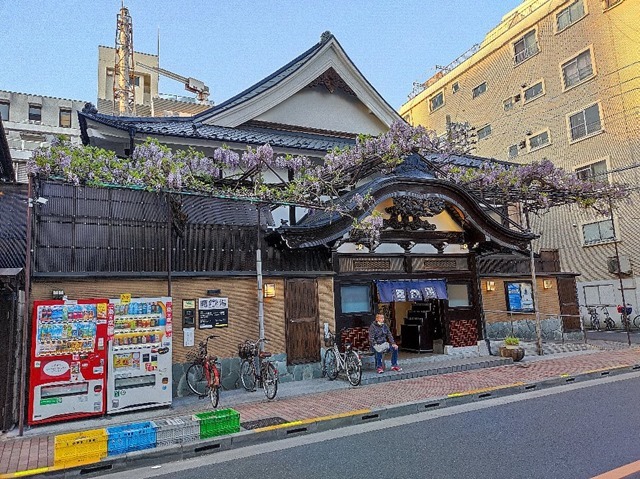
[201,36,400,132]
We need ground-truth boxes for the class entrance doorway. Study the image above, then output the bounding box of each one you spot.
[380,299,446,353]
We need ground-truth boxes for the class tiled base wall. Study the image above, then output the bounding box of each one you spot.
[449,319,478,347]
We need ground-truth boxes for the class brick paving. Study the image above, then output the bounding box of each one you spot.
[1,347,640,476]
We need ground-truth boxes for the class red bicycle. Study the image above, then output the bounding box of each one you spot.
[186,335,221,408]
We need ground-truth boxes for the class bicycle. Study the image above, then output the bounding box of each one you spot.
[238,338,278,400]
[599,305,615,331]
[586,306,600,331]
[322,329,362,386]
[185,334,221,408]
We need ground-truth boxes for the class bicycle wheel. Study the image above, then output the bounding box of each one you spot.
[240,359,256,391]
[324,349,339,380]
[186,363,209,397]
[345,351,362,387]
[262,362,278,400]
[605,319,614,331]
[633,315,640,329]
[209,385,220,408]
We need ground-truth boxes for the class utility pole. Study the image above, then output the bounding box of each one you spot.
[256,204,265,349]
[608,197,631,347]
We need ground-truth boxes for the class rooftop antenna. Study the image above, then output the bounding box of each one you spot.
[113,2,136,115]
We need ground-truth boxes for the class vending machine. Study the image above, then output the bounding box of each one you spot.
[106,296,173,414]
[28,298,109,425]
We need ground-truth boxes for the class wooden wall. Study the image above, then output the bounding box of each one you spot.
[480,277,560,324]
[31,276,335,362]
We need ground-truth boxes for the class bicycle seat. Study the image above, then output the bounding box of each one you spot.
[259,351,272,359]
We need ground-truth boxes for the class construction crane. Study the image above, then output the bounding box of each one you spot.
[135,62,210,104]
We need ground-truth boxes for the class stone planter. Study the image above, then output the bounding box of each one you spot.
[499,345,525,362]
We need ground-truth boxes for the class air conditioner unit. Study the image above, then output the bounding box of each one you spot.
[607,255,632,275]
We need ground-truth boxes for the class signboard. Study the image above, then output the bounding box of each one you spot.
[198,297,229,329]
[506,282,534,312]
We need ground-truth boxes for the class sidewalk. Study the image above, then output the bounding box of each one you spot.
[2,344,640,478]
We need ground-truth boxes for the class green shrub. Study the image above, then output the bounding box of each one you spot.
[504,336,520,346]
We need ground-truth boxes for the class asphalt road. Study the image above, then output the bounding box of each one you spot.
[107,372,640,479]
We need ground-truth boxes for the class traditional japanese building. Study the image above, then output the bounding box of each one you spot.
[0,33,579,422]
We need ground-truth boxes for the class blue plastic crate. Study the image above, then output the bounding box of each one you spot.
[107,421,157,456]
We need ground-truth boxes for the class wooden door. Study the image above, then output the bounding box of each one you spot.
[558,277,580,331]
[285,279,320,365]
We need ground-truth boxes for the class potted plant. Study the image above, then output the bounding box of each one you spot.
[499,336,525,362]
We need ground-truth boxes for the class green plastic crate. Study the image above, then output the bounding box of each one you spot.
[192,408,240,439]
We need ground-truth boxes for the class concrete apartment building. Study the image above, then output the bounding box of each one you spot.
[400,0,640,318]
[97,46,210,117]
[0,90,87,183]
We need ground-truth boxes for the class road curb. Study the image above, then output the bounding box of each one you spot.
[21,361,640,479]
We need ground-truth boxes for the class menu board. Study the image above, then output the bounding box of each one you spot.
[198,297,229,329]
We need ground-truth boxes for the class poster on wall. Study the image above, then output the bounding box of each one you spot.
[507,282,534,312]
[198,297,229,329]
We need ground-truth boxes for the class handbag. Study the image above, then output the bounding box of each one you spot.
[373,341,390,353]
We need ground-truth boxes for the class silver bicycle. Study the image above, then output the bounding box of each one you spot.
[322,329,362,386]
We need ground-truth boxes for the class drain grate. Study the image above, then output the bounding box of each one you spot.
[241,417,289,430]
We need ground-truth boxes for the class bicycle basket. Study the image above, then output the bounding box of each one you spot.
[238,342,256,360]
[185,350,201,363]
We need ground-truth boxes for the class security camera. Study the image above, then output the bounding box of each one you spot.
[35,197,48,205]
[572,224,578,228]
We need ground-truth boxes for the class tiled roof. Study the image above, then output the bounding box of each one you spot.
[78,111,355,152]
[194,35,329,122]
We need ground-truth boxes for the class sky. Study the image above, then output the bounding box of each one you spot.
[0,0,523,111]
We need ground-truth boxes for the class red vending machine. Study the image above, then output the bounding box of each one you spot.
[28,298,109,425]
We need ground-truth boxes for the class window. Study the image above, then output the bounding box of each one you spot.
[528,130,550,150]
[562,49,594,88]
[576,159,608,182]
[582,219,615,244]
[472,82,487,98]
[59,108,72,128]
[429,91,444,112]
[447,283,470,307]
[583,284,615,306]
[477,124,492,140]
[556,0,585,31]
[28,104,42,122]
[506,282,534,312]
[604,0,622,8]
[134,76,140,87]
[523,81,544,102]
[513,30,538,64]
[569,104,601,141]
[452,82,459,93]
[503,97,514,111]
[0,101,9,121]
[508,144,519,158]
[340,284,371,314]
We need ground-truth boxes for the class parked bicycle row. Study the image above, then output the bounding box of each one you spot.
[185,323,398,410]
[583,304,640,331]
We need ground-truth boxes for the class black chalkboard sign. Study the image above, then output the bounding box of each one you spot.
[198,297,229,329]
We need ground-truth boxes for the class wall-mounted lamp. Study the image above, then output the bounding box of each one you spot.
[461,243,469,250]
[486,281,496,292]
[543,279,553,290]
[207,289,221,296]
[263,283,276,298]
[355,243,364,251]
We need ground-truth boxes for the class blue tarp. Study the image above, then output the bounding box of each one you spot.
[375,280,448,303]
